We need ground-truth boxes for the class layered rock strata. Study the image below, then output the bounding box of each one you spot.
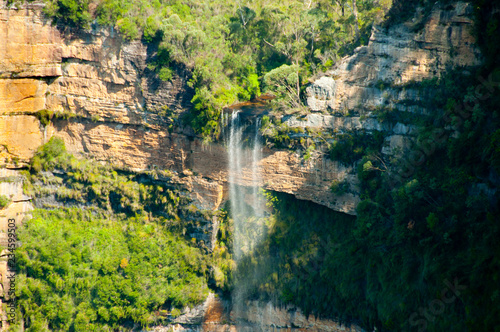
[307,1,481,114]
[0,1,484,331]
[0,1,482,214]
[305,1,481,154]
[0,1,358,214]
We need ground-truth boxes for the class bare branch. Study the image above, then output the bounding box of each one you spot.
[264,39,275,47]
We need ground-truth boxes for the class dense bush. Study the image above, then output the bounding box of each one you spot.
[329,130,385,165]
[0,194,10,209]
[14,208,209,330]
[30,137,66,173]
[43,0,92,28]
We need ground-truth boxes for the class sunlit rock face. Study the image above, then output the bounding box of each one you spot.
[307,1,481,116]
[303,1,481,156]
[0,0,192,165]
[306,76,336,112]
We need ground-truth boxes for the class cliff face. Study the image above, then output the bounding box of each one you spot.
[300,1,481,155]
[0,1,481,215]
[0,1,356,214]
[308,1,480,113]
[148,294,364,332]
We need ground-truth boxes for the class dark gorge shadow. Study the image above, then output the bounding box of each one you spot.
[231,191,470,332]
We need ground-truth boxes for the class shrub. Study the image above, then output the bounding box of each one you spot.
[31,137,66,172]
[44,0,92,28]
[330,180,350,195]
[117,17,140,40]
[15,208,210,330]
[329,130,384,165]
[0,194,10,209]
[35,109,54,126]
[159,67,174,81]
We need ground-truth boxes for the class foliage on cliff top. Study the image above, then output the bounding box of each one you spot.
[34,0,392,139]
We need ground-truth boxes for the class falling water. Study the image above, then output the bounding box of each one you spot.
[252,117,263,218]
[226,111,264,258]
[227,111,245,260]
[225,111,265,317]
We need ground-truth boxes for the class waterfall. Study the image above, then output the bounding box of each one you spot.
[227,111,245,260]
[225,111,265,316]
[252,117,262,218]
[226,111,264,259]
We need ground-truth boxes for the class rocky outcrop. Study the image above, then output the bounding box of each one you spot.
[308,1,481,115]
[232,301,363,332]
[0,114,44,164]
[0,2,61,78]
[304,1,481,155]
[52,119,358,214]
[306,76,336,112]
[150,296,363,332]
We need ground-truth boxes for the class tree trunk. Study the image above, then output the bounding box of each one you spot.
[336,0,345,16]
[352,0,359,39]
[296,69,300,104]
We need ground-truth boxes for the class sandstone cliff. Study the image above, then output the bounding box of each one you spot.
[297,1,481,155]
[0,0,358,214]
[0,1,482,214]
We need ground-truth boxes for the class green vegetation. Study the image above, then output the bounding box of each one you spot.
[15,208,209,331]
[34,109,54,127]
[30,137,66,173]
[43,0,91,28]
[33,110,77,127]
[33,0,392,139]
[0,194,10,209]
[12,138,234,330]
[329,129,385,165]
[260,117,325,152]
[238,171,499,330]
[353,61,500,331]
[330,179,350,195]
[27,137,182,218]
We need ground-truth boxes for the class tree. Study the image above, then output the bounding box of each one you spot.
[352,0,359,39]
[264,2,319,102]
[263,64,301,109]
